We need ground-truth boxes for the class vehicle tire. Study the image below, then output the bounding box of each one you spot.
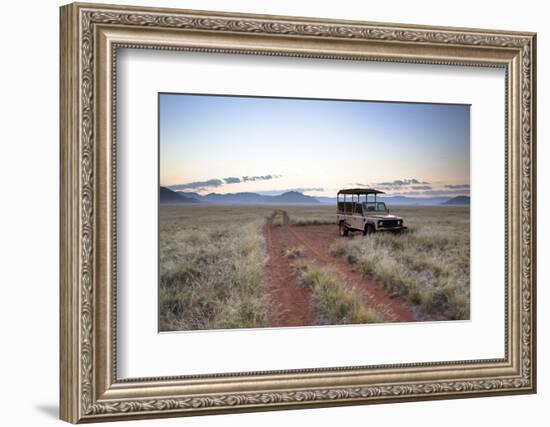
[339,221,349,237]
[364,224,375,236]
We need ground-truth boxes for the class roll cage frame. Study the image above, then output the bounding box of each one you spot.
[336,188,386,215]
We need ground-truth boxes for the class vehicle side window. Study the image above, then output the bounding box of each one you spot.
[354,204,363,215]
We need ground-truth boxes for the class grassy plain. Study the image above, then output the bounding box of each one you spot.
[330,206,470,320]
[159,203,470,331]
[159,205,273,331]
[279,204,470,320]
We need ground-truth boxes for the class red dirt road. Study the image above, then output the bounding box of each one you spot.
[264,212,315,327]
[264,211,414,327]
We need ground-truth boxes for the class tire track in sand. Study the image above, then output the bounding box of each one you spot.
[264,212,315,327]
[265,211,414,324]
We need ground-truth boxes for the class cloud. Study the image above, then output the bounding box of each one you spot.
[223,177,241,184]
[242,174,281,182]
[376,178,430,188]
[169,179,224,191]
[410,179,430,185]
[169,174,282,191]
[353,179,431,190]
[348,179,468,197]
[445,184,470,189]
[394,188,470,197]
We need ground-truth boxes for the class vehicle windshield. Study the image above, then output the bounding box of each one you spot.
[362,202,388,212]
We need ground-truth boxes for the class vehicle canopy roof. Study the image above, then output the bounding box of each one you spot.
[337,188,385,196]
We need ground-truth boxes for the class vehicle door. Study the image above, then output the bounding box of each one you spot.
[351,203,365,231]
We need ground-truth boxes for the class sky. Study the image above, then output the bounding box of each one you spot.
[159,93,470,198]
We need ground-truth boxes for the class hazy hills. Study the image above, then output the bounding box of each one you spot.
[162,186,470,206]
[161,189,320,204]
[317,195,470,206]
[160,186,199,204]
[193,190,319,204]
[441,196,470,205]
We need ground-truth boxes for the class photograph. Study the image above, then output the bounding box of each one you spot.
[158,93,471,332]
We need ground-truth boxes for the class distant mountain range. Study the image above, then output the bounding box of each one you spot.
[442,196,470,205]
[316,195,469,206]
[163,186,470,206]
[160,186,199,204]
[169,190,320,204]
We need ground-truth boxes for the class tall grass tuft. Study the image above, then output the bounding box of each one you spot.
[271,210,285,227]
[292,262,382,325]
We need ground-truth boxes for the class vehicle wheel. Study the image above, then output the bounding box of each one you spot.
[364,224,375,236]
[339,222,349,237]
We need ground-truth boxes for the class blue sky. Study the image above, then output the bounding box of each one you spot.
[160,93,470,198]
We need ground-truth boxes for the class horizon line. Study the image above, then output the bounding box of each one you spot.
[162,186,470,200]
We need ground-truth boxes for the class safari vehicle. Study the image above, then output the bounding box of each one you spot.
[337,188,406,236]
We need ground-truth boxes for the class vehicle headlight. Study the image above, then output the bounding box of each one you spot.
[378,221,383,226]
[398,220,402,225]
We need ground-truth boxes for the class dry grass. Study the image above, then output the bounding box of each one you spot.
[329,206,470,320]
[290,216,335,226]
[159,205,275,331]
[284,246,304,259]
[292,261,382,325]
[271,210,285,227]
[284,205,336,226]
[159,203,470,331]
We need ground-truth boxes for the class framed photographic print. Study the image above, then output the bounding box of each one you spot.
[60,2,537,423]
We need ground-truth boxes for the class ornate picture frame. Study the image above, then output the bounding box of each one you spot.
[60,2,536,423]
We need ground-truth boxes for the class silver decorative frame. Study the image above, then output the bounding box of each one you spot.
[60,2,536,423]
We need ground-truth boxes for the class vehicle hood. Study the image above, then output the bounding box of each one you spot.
[370,214,402,220]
